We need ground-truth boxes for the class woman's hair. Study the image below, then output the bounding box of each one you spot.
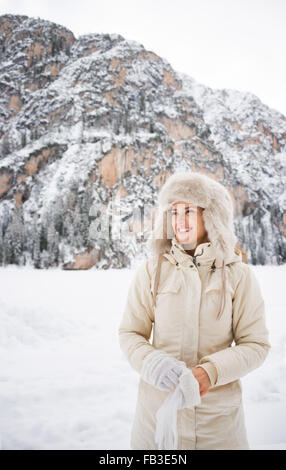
[234,242,248,264]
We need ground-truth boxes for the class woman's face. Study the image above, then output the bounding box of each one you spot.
[171,201,209,249]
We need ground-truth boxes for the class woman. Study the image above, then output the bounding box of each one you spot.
[118,171,271,450]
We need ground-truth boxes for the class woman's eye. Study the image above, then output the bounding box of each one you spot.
[171,209,194,215]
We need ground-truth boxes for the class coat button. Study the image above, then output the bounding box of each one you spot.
[190,265,194,268]
[176,262,179,266]
[197,262,200,266]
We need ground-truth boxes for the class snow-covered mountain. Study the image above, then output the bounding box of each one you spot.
[0,14,285,268]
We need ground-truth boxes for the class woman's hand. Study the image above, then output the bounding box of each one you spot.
[192,367,211,397]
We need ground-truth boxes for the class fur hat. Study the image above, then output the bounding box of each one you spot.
[147,171,239,264]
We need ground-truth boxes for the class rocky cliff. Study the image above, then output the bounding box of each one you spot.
[0,14,285,268]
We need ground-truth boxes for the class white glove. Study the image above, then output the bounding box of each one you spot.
[154,355,186,390]
[141,349,186,391]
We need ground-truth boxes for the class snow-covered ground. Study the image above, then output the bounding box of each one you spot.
[0,263,285,450]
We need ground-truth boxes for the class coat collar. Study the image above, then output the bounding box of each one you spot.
[163,236,242,268]
[160,236,243,322]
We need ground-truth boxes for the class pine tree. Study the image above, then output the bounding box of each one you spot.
[10,207,24,265]
[3,225,14,265]
[31,214,41,268]
[47,221,59,266]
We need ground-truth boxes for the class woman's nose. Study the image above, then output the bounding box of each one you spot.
[177,215,187,226]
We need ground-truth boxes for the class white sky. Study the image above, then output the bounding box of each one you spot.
[1,0,286,116]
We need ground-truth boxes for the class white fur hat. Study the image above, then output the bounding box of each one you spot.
[147,171,239,264]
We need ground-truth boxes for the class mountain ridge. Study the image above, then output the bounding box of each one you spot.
[0,14,285,268]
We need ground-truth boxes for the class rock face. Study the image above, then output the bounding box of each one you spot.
[0,14,285,268]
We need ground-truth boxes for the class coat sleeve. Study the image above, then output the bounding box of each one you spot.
[196,263,271,387]
[194,362,218,388]
[118,258,157,374]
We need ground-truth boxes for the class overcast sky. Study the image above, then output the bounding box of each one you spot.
[1,0,286,116]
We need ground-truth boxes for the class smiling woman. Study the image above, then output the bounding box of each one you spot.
[118,171,271,450]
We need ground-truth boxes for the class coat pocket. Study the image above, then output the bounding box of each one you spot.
[156,267,183,295]
[205,278,234,297]
[204,277,234,322]
[203,379,242,410]
[153,269,183,340]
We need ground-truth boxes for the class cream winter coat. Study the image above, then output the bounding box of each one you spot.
[118,171,271,450]
[118,237,271,450]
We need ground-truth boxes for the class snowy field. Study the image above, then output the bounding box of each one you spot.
[0,262,285,450]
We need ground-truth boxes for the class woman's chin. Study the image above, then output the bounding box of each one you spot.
[176,231,195,244]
